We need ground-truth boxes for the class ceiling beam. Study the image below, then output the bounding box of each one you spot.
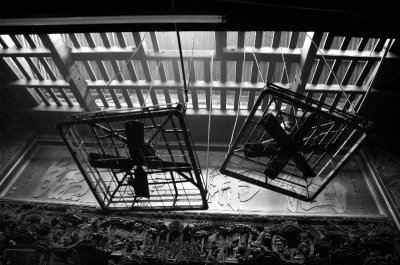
[1,45,398,64]
[39,34,99,112]
[292,32,323,95]
[7,79,372,94]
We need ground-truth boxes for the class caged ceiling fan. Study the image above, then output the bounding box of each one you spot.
[220,83,369,202]
[87,120,192,198]
[58,104,208,212]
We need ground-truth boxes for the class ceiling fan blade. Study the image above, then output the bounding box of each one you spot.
[291,153,316,178]
[243,143,279,158]
[131,166,150,198]
[125,120,145,165]
[264,150,291,179]
[260,113,291,148]
[88,153,132,169]
[146,158,192,171]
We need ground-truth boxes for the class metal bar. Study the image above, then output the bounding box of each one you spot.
[215,31,227,55]
[172,59,181,82]
[11,57,32,79]
[136,87,145,106]
[341,60,358,85]
[267,62,275,82]
[126,61,138,82]
[235,61,243,83]
[324,33,334,49]
[189,60,196,83]
[97,87,109,108]
[10,35,23,48]
[23,34,36,48]
[176,29,188,102]
[312,60,323,85]
[326,59,342,85]
[58,88,74,106]
[237,31,245,48]
[289,32,299,49]
[149,88,158,106]
[110,61,123,82]
[34,88,50,106]
[116,32,126,48]
[340,36,351,51]
[357,38,369,51]
[164,88,171,104]
[272,31,281,48]
[0,36,8,48]
[38,57,57,80]
[247,90,255,110]
[96,60,110,80]
[220,89,226,110]
[281,62,290,84]
[204,60,211,82]
[25,57,44,80]
[82,61,96,81]
[250,61,258,83]
[254,31,263,48]
[108,87,122,108]
[191,87,199,110]
[343,93,357,111]
[356,60,374,86]
[329,93,342,112]
[68,33,80,48]
[220,60,226,83]
[46,87,62,106]
[374,38,386,52]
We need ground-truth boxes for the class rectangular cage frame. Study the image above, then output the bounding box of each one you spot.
[57,103,208,212]
[220,83,369,202]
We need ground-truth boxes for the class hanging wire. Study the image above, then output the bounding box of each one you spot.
[305,32,357,114]
[100,32,149,98]
[186,31,196,93]
[249,38,266,85]
[176,29,189,103]
[142,60,162,107]
[228,41,246,151]
[205,52,214,188]
[280,46,290,83]
[356,38,394,113]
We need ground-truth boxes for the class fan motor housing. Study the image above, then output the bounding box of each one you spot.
[57,103,208,212]
[220,83,369,202]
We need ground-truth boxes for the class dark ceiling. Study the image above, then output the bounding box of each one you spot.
[1,0,399,37]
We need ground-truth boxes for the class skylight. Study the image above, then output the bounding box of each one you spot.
[0,31,394,112]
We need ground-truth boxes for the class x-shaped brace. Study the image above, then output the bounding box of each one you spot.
[260,113,318,179]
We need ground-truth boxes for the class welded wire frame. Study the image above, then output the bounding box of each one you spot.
[57,103,208,211]
[220,83,369,202]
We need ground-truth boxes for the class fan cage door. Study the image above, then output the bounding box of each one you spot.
[220,83,368,202]
[57,104,208,211]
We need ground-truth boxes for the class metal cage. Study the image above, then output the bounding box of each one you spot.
[57,103,208,211]
[220,83,369,202]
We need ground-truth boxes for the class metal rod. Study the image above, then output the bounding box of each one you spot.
[176,27,188,102]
